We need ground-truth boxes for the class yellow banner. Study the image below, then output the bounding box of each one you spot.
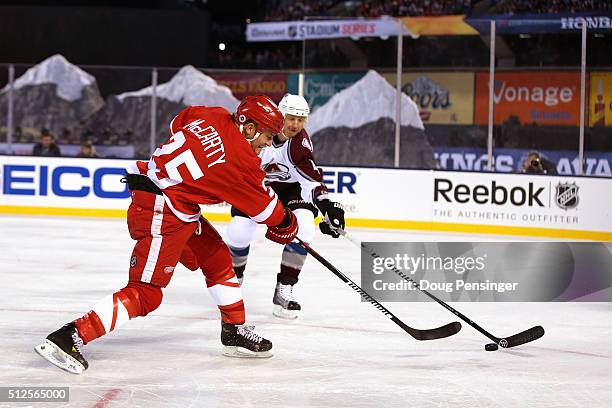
[400,15,478,36]
[590,72,612,127]
[383,72,474,125]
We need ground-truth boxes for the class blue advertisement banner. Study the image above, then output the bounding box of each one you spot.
[433,147,612,176]
[466,12,612,35]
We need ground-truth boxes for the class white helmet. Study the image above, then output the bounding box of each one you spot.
[278,93,310,118]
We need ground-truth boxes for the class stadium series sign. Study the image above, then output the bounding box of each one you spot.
[246,18,407,42]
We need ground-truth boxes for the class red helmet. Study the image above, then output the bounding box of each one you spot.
[235,95,284,135]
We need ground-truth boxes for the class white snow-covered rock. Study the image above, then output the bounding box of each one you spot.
[307,70,424,135]
[116,65,239,112]
[0,54,96,102]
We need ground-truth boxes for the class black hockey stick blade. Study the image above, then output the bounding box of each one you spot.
[496,325,545,349]
[404,321,462,341]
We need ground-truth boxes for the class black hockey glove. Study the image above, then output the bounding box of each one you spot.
[316,199,345,238]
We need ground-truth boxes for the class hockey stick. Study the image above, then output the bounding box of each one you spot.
[339,229,545,349]
[295,238,462,341]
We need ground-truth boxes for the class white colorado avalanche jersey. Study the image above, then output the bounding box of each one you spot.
[258,130,327,203]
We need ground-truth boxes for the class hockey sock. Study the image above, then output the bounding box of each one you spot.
[278,242,308,285]
[228,245,249,279]
[73,282,163,344]
[205,264,245,325]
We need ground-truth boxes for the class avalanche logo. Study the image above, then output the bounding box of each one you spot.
[301,137,313,152]
[555,182,579,210]
[262,161,291,181]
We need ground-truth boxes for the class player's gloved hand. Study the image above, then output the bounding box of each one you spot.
[316,199,345,238]
[266,208,299,245]
[319,220,341,238]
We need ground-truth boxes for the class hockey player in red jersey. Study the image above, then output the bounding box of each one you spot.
[225,94,345,319]
[35,95,299,374]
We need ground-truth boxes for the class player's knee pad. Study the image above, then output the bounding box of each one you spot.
[226,215,257,249]
[125,281,163,317]
[294,208,316,243]
[187,228,234,277]
[179,246,200,271]
[203,247,234,284]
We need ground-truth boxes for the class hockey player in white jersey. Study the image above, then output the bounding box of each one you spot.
[225,94,345,319]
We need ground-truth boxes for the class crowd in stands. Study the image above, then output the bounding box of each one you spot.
[257,0,610,20]
[494,0,612,14]
[263,0,334,20]
[260,0,475,20]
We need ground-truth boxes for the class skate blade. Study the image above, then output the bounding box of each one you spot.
[222,346,273,359]
[34,340,85,375]
[273,305,298,320]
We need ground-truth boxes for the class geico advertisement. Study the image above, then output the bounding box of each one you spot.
[0,156,360,213]
[431,171,612,232]
[0,156,131,209]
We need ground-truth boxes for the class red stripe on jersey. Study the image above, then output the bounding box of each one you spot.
[109,293,119,332]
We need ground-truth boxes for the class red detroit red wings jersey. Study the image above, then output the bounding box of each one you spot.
[132,106,285,226]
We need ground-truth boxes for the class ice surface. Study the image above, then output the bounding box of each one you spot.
[307,70,424,135]
[0,54,95,102]
[116,65,239,111]
[1,215,611,407]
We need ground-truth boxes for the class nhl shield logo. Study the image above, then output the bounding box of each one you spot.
[555,182,579,210]
[288,25,298,38]
[130,255,137,268]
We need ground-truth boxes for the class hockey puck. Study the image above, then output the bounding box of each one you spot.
[485,343,499,351]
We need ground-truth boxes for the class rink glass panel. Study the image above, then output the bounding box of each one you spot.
[489,24,582,177]
[300,33,399,168]
[401,32,489,172]
[0,64,7,146]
